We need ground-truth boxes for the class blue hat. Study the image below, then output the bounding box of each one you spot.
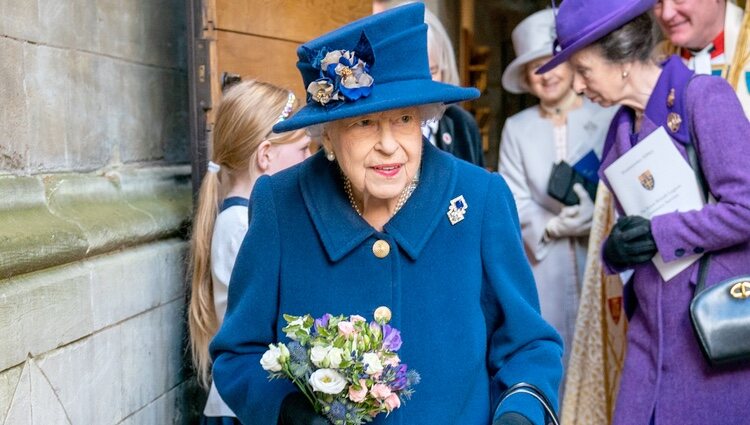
[273,3,480,133]
[536,0,656,74]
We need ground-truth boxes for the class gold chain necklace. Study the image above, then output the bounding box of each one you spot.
[344,175,419,217]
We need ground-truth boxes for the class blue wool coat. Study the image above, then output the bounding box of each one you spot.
[210,141,563,425]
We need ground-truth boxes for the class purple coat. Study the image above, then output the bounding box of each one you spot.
[600,57,750,425]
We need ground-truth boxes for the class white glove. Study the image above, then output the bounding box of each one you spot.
[545,183,595,239]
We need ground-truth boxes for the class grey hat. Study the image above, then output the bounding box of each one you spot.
[501,9,557,94]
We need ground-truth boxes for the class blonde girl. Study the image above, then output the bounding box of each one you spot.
[188,80,310,424]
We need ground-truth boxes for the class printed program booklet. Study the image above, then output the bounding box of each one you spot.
[604,127,705,281]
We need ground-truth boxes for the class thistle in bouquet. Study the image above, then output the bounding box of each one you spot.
[261,306,420,425]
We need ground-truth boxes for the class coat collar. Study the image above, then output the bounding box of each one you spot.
[600,55,693,169]
[643,55,693,145]
[299,140,457,262]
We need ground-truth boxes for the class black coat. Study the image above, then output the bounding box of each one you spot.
[435,104,484,167]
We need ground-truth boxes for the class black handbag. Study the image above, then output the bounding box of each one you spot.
[547,161,597,206]
[494,382,559,425]
[685,136,750,366]
[690,261,750,365]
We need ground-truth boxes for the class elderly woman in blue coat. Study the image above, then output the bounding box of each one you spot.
[540,0,750,424]
[209,4,563,425]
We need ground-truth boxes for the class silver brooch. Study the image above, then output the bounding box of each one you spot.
[447,195,468,225]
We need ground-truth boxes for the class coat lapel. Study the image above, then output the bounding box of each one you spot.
[385,141,457,260]
[299,152,375,263]
[600,56,694,182]
[599,107,635,183]
[641,55,692,145]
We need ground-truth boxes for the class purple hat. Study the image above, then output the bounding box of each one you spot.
[536,0,656,74]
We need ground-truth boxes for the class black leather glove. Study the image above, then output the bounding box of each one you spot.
[603,215,657,269]
[279,392,329,425]
[494,412,534,425]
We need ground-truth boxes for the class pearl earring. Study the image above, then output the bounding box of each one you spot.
[326,150,335,162]
[622,70,629,79]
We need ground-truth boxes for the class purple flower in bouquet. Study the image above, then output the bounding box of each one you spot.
[382,324,402,351]
[313,313,332,334]
[389,364,409,391]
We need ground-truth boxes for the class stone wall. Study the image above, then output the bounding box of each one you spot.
[0,238,192,424]
[0,0,195,423]
[0,0,188,173]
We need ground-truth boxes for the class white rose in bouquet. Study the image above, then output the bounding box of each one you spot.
[260,343,289,372]
[327,347,345,369]
[309,368,347,394]
[362,352,383,375]
[310,345,330,367]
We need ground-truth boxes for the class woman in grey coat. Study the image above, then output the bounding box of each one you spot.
[498,9,615,375]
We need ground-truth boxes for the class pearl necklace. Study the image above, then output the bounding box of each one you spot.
[344,175,419,217]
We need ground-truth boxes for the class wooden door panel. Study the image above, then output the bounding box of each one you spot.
[215,0,372,43]
[215,31,304,97]
[212,0,371,105]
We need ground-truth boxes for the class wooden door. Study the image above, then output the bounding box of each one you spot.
[188,0,371,193]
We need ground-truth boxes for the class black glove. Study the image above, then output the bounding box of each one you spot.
[603,215,657,269]
[279,392,329,425]
[494,412,534,425]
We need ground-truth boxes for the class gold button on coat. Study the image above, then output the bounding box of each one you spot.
[372,240,390,258]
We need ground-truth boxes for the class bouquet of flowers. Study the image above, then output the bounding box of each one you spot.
[260,306,420,425]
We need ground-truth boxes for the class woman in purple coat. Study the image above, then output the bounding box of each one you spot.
[539,0,750,424]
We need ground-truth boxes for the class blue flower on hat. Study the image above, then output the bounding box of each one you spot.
[305,32,375,106]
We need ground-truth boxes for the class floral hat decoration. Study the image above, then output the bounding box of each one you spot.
[305,32,376,106]
[273,3,479,133]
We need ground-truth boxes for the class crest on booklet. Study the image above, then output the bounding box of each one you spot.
[638,170,655,191]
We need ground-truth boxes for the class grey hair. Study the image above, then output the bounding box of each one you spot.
[424,8,461,86]
[305,103,447,139]
[418,102,447,124]
[392,1,460,86]
[594,12,660,64]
